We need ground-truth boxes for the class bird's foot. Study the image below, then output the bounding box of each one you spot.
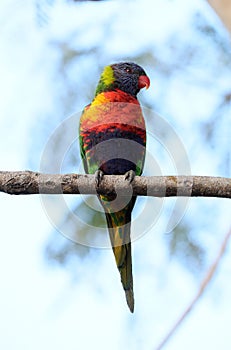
[124,170,135,184]
[95,170,104,187]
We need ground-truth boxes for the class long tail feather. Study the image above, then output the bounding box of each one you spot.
[102,197,136,313]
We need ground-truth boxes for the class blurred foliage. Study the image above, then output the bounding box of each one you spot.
[30,1,231,276]
[165,223,205,274]
[35,0,55,26]
[35,0,105,27]
[44,198,107,267]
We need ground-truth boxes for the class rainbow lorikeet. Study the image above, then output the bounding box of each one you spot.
[79,62,150,312]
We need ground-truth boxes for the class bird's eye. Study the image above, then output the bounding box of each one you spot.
[125,67,132,73]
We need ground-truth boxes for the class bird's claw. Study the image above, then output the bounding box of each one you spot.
[95,170,104,187]
[124,170,135,184]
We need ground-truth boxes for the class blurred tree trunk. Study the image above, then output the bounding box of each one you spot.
[207,0,231,33]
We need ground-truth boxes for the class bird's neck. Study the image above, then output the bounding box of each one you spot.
[92,90,138,107]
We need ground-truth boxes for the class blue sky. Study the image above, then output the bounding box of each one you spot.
[0,1,230,349]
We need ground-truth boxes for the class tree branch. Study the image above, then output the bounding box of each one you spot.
[155,227,231,350]
[0,171,230,198]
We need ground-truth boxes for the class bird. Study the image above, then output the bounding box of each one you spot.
[79,62,150,312]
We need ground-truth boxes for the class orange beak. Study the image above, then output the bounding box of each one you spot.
[138,75,150,90]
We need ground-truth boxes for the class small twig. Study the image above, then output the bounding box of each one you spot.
[155,228,231,350]
[0,171,230,198]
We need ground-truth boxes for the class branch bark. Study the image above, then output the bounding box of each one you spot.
[207,0,231,33]
[0,171,230,198]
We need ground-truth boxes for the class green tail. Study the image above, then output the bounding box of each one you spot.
[100,196,136,313]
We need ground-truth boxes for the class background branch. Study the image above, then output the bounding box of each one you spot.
[155,227,231,350]
[0,171,230,198]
